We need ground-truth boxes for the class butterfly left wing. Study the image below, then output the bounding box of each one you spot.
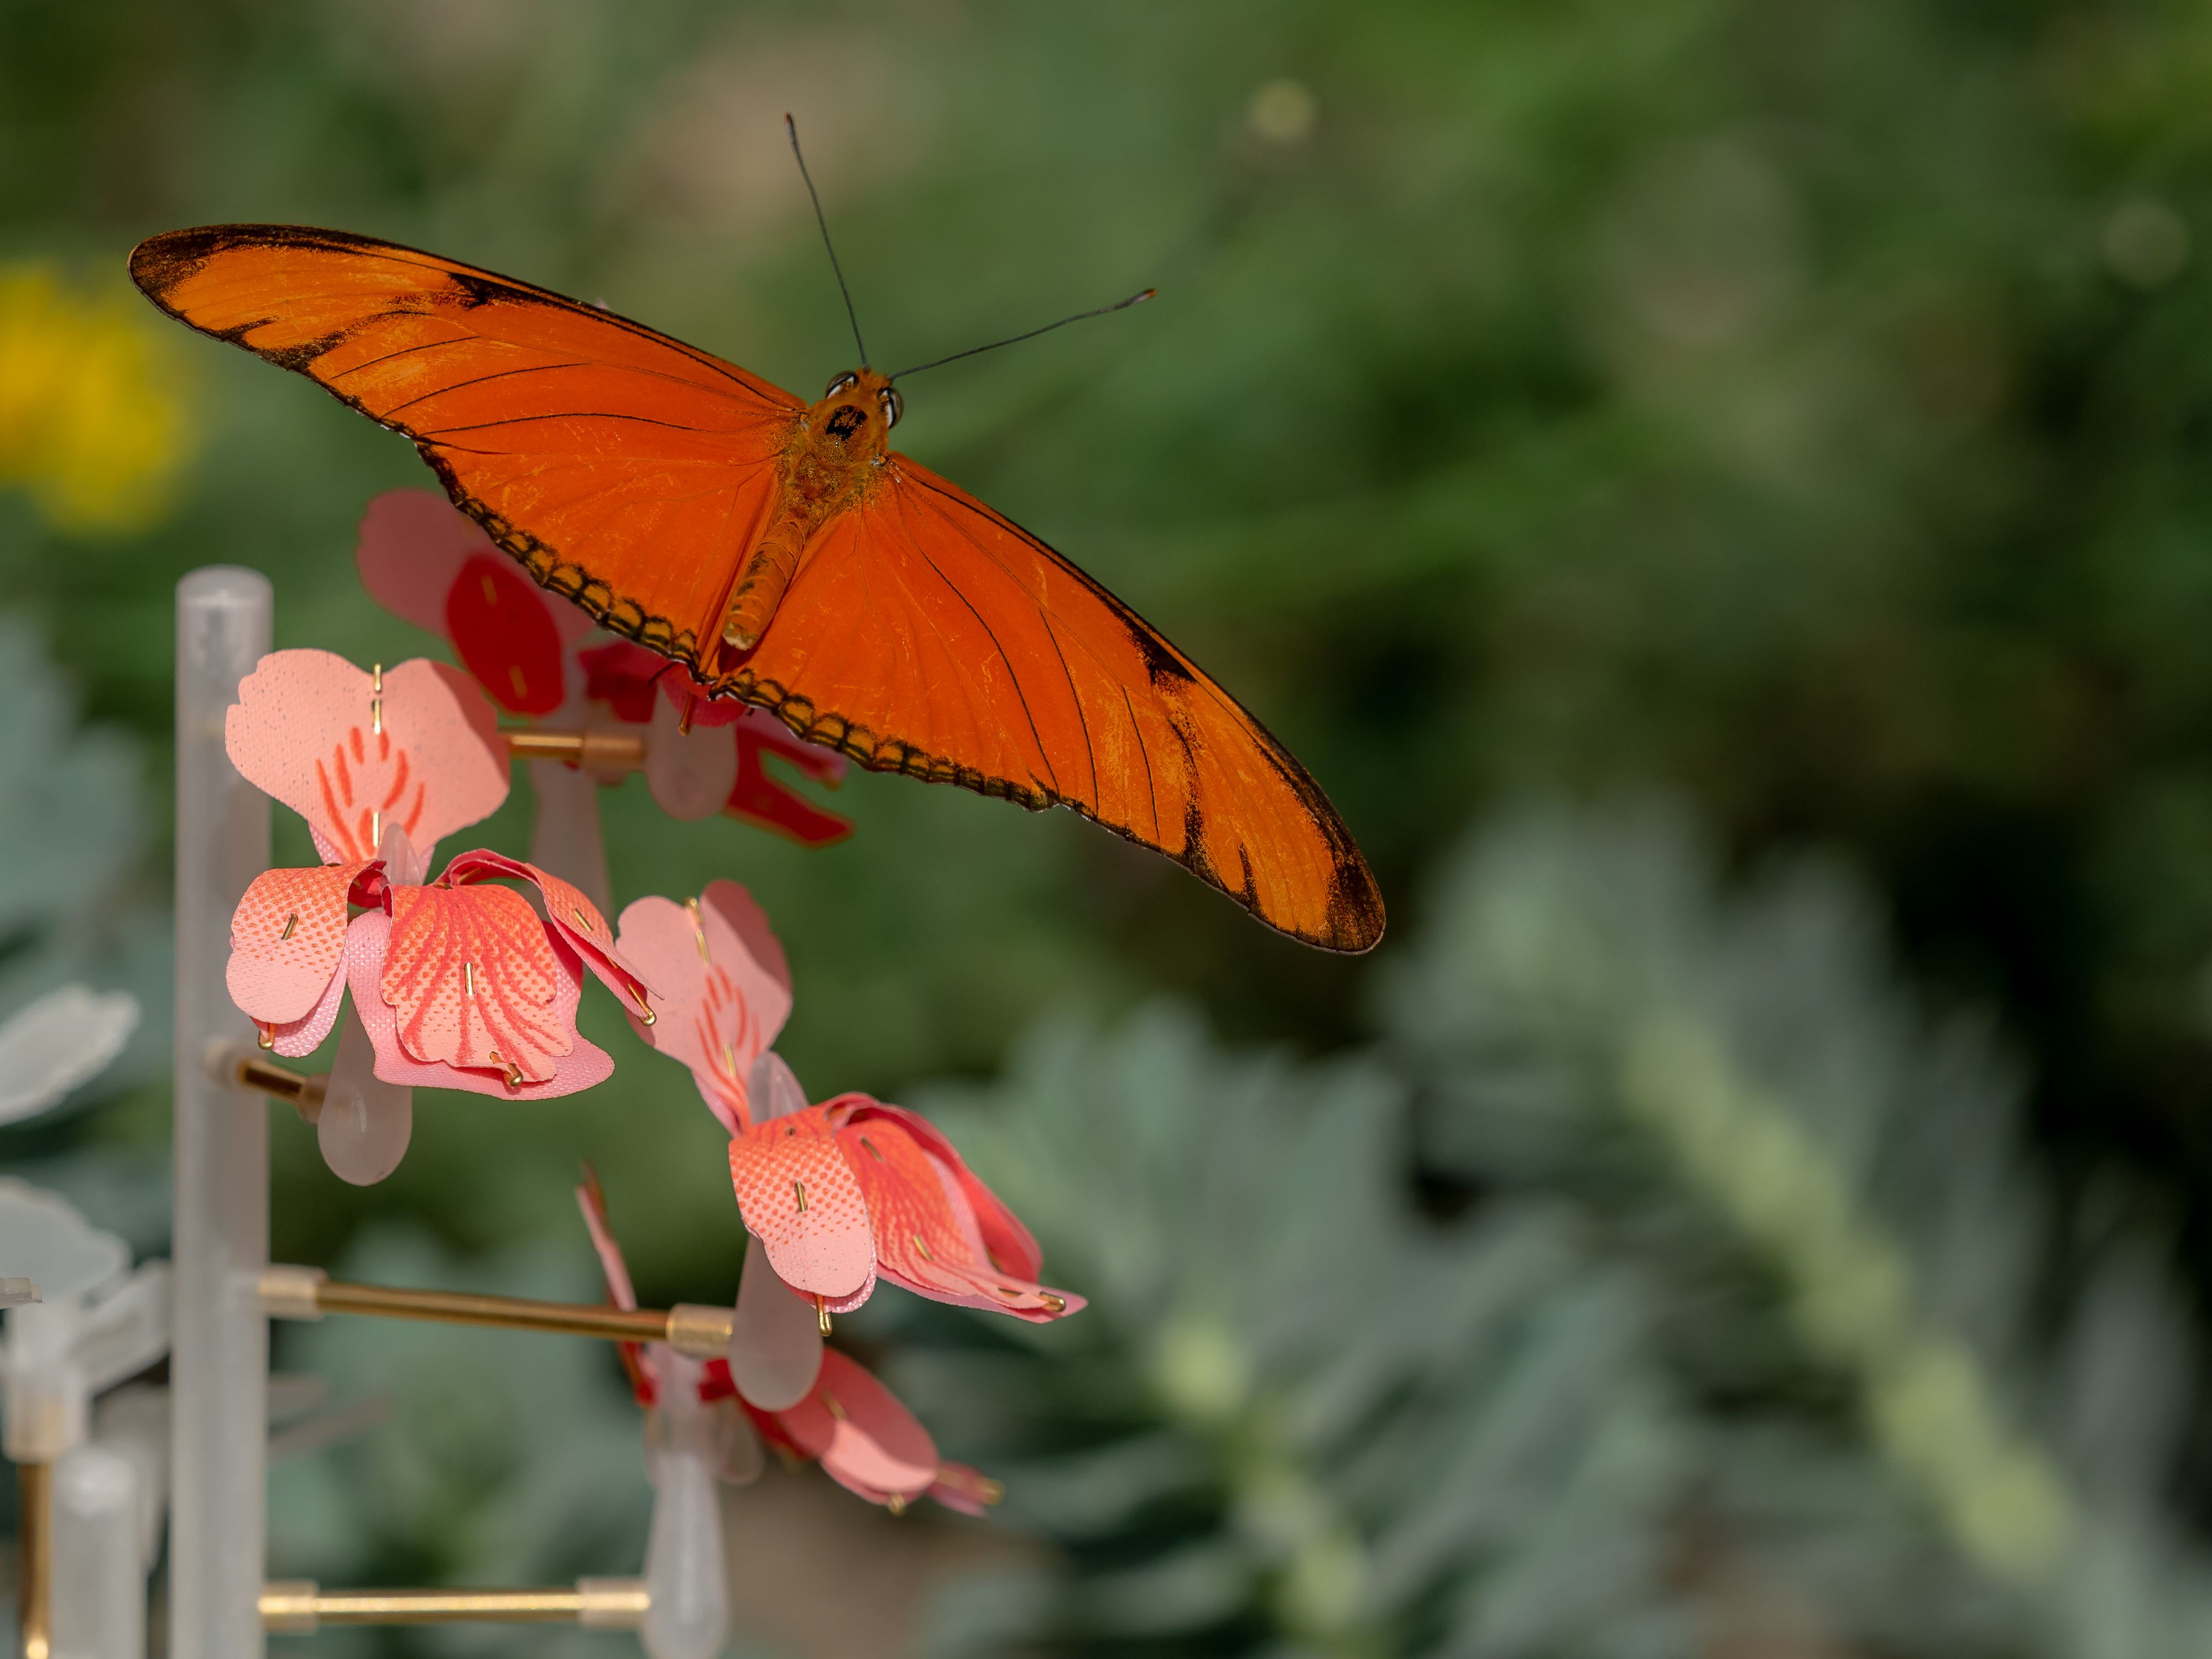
[726,457,1384,952]
[129,225,803,661]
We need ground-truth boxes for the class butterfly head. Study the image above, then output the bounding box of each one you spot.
[813,369,901,458]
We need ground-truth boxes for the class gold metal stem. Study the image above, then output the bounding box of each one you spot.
[503,729,646,770]
[258,1266,734,1357]
[261,1578,648,1631]
[233,1055,326,1124]
[18,1461,49,1659]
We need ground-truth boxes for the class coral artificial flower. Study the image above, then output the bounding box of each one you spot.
[223,648,653,1097]
[355,487,851,844]
[578,1173,998,1516]
[729,1097,1084,1322]
[615,877,1083,1324]
[615,881,792,1134]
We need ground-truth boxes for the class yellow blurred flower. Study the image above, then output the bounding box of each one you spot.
[0,263,191,534]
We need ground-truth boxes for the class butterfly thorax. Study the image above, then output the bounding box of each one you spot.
[718,369,900,657]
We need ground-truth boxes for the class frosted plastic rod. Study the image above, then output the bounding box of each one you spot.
[170,568,273,1659]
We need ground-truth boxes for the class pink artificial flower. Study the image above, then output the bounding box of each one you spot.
[576,1173,999,1516]
[614,881,792,1134]
[729,1097,1083,1324]
[223,646,509,866]
[615,875,1081,1325]
[229,847,646,1098]
[356,488,851,845]
[223,649,653,1097]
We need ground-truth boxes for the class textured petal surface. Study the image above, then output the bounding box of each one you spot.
[618,881,791,1133]
[836,1100,1082,1322]
[348,911,610,1099]
[382,884,569,1081]
[446,849,651,1014]
[727,1106,873,1301]
[775,1351,938,1504]
[226,650,508,861]
[227,862,373,1025]
[272,955,350,1059]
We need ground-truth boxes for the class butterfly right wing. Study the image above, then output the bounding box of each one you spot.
[130,224,803,661]
[731,455,1385,952]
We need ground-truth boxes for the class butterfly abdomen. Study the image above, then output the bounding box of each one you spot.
[719,386,890,655]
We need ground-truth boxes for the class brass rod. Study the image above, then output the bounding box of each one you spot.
[299,1589,581,1624]
[503,729,646,770]
[312,1279,671,1343]
[260,1579,649,1629]
[234,1055,326,1124]
[18,1461,48,1659]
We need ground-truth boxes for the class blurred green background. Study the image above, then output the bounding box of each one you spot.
[8,1,2212,1653]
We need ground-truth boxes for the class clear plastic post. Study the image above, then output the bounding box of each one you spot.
[169,567,272,1659]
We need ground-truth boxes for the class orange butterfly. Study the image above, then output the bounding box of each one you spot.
[129,220,1384,952]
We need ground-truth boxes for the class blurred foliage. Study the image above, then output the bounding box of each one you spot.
[905,804,2212,1657]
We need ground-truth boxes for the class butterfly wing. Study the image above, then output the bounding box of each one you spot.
[731,457,1384,952]
[129,225,802,661]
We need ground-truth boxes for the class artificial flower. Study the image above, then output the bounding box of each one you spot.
[615,881,792,1134]
[729,1096,1083,1322]
[578,1173,998,1516]
[223,648,653,1097]
[616,877,1081,1322]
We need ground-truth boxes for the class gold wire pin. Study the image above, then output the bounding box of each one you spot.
[258,1022,275,1052]
[911,1234,933,1262]
[371,662,383,734]
[824,1392,846,1421]
[571,904,593,932]
[686,896,709,961]
[464,962,476,997]
[859,1136,883,1162]
[886,1494,906,1516]
[280,911,298,941]
[369,808,380,851]
[792,1179,807,1212]
[722,1039,738,1077]
[816,1297,831,1337]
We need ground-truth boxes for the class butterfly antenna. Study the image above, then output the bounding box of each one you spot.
[888,288,1156,382]
[785,113,868,368]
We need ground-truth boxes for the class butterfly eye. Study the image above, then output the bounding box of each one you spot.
[880,387,903,429]
[823,371,859,398]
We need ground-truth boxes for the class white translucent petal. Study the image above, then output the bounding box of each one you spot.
[0,986,139,1126]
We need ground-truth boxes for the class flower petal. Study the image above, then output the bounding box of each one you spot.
[834,1100,1082,1322]
[355,488,495,637]
[348,911,611,1099]
[226,650,508,862]
[852,1102,1047,1283]
[272,954,351,1060]
[928,1463,1003,1518]
[728,1107,873,1303]
[227,862,374,1026]
[443,849,652,1016]
[382,884,570,1082]
[774,1351,938,1504]
[617,881,791,1133]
